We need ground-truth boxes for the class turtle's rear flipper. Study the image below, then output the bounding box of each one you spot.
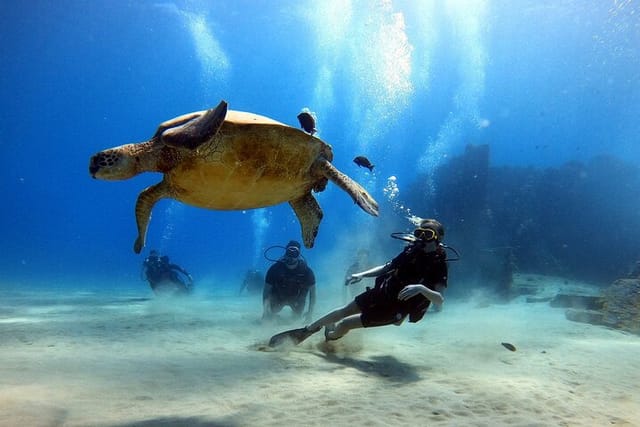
[268,327,316,347]
[162,100,228,149]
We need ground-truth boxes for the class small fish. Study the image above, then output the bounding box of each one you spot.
[353,156,374,171]
[297,111,316,135]
[501,342,517,352]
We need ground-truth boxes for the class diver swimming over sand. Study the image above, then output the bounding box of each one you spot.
[269,219,456,347]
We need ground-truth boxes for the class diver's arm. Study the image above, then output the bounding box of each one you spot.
[171,264,193,285]
[359,263,392,277]
[172,264,190,276]
[305,285,316,321]
[347,263,392,285]
[262,282,273,319]
[397,284,444,305]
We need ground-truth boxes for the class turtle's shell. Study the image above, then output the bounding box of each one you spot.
[165,110,333,210]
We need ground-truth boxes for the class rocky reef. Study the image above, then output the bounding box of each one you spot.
[543,277,640,335]
[600,278,640,334]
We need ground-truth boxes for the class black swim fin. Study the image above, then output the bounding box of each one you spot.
[268,327,315,347]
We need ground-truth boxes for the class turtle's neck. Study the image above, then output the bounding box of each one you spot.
[133,140,180,174]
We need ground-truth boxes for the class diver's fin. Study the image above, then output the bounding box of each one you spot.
[268,327,315,347]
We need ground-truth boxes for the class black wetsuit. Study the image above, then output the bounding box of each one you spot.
[143,256,191,294]
[264,260,315,315]
[355,245,448,327]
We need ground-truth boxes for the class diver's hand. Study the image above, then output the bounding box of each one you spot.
[346,274,363,286]
[398,285,444,305]
[425,289,444,305]
[398,284,425,301]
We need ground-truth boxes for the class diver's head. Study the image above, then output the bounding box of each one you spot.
[413,219,444,252]
[149,249,159,257]
[284,240,301,269]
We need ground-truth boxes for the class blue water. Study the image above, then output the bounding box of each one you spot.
[1,1,639,291]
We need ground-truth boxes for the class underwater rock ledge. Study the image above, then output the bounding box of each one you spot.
[561,278,640,335]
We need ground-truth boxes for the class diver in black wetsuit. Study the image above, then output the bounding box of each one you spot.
[262,240,316,322]
[269,219,453,346]
[142,250,193,295]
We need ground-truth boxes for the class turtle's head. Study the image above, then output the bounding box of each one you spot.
[89,143,144,180]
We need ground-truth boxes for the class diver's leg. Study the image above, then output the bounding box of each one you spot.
[170,272,187,293]
[290,298,305,318]
[270,299,284,315]
[306,300,361,332]
[326,314,364,340]
[268,301,362,347]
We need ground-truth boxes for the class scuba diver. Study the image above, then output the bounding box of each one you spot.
[239,268,265,296]
[269,218,456,347]
[343,248,371,304]
[262,240,316,322]
[141,250,193,296]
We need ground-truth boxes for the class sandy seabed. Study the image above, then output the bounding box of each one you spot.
[1,276,639,427]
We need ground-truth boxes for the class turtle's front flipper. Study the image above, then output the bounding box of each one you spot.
[314,159,379,217]
[134,181,170,253]
[161,100,228,150]
[152,111,206,140]
[289,193,323,248]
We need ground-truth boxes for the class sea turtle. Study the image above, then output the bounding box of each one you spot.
[89,100,379,253]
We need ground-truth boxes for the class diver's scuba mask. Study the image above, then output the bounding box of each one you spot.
[284,245,301,268]
[411,227,440,253]
[413,227,438,242]
[285,245,300,258]
[263,243,307,266]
